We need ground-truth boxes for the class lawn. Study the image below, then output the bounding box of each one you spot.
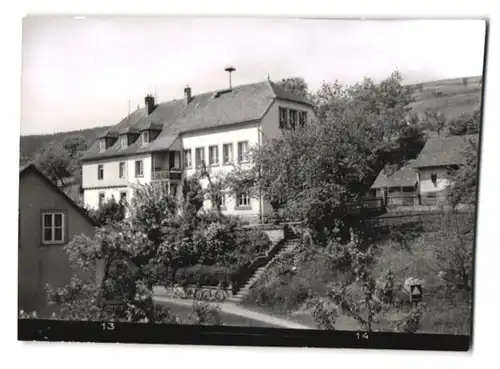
[156,301,282,328]
[241,214,473,334]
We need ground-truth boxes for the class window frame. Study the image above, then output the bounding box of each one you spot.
[135,160,144,178]
[97,164,104,180]
[119,191,127,203]
[183,149,192,169]
[237,141,250,164]
[41,211,66,245]
[208,145,220,166]
[236,191,251,209]
[279,107,289,129]
[120,135,128,148]
[222,143,234,165]
[289,109,297,129]
[212,192,226,210]
[431,172,437,186]
[119,162,125,178]
[141,131,149,145]
[299,111,308,127]
[195,147,205,169]
[98,192,106,209]
[170,183,178,197]
[99,139,106,152]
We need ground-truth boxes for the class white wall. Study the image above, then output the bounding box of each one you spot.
[84,187,130,210]
[82,153,152,209]
[181,123,261,219]
[418,167,451,193]
[260,100,317,143]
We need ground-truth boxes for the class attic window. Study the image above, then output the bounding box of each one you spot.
[99,139,106,152]
[141,131,149,145]
[279,107,288,129]
[120,135,128,148]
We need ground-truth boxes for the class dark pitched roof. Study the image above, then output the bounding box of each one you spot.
[371,165,418,189]
[82,80,312,161]
[19,164,98,227]
[411,134,479,168]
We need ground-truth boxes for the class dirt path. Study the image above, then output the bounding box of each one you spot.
[153,294,313,330]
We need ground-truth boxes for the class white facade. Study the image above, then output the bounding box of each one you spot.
[82,99,316,222]
[82,153,152,210]
[416,167,452,205]
[417,167,451,194]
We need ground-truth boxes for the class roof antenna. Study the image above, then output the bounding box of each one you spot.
[128,100,131,117]
[224,66,236,89]
[154,85,157,99]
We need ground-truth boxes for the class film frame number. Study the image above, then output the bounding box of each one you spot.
[101,322,115,331]
[356,332,369,340]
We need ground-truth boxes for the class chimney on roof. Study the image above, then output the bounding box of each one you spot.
[145,94,155,115]
[184,85,192,106]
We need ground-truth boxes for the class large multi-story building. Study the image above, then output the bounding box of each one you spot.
[81,79,315,222]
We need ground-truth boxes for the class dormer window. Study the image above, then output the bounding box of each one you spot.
[120,135,128,148]
[99,139,106,153]
[141,131,149,145]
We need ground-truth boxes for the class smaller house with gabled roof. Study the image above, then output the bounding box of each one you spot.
[410,134,478,205]
[370,164,419,207]
[19,164,97,315]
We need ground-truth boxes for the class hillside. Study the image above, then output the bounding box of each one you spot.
[406,75,482,119]
[20,126,109,163]
[19,75,483,162]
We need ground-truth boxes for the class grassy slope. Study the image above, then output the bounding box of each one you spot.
[242,213,474,334]
[407,75,482,120]
[20,76,482,162]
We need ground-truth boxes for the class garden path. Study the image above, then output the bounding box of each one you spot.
[153,293,313,330]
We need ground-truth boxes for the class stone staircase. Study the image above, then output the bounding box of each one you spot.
[228,238,299,304]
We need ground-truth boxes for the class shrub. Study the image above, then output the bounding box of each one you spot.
[175,264,237,288]
[188,301,223,326]
[86,197,126,226]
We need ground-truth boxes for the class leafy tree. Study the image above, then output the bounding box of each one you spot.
[277,76,312,101]
[421,111,447,137]
[32,181,226,324]
[62,135,89,158]
[307,239,424,332]
[87,197,126,226]
[34,134,90,186]
[447,109,481,136]
[225,71,417,240]
[35,145,73,185]
[447,136,479,208]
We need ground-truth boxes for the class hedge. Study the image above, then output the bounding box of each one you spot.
[175,264,239,288]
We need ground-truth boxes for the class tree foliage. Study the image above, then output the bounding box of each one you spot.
[225,71,420,240]
[276,76,312,102]
[447,136,479,208]
[34,134,90,186]
[35,145,73,185]
[86,197,126,226]
[447,109,481,136]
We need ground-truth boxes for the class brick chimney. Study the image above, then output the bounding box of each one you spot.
[145,94,155,115]
[184,85,192,106]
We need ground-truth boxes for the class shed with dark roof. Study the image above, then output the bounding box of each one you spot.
[410,134,479,168]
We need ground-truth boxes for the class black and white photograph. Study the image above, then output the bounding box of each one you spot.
[17,16,486,351]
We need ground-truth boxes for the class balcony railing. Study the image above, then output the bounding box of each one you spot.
[152,168,183,181]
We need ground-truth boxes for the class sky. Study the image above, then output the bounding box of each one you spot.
[21,17,487,135]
